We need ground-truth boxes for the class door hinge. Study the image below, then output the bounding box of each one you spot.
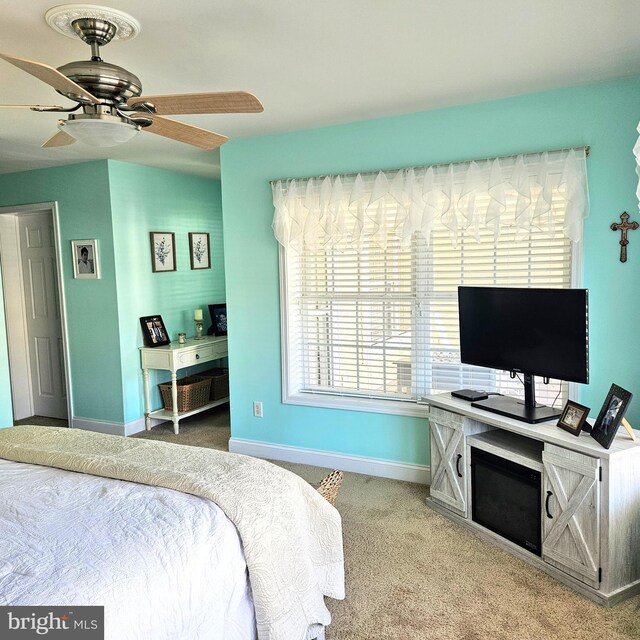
[598,567,602,583]
[599,466,602,482]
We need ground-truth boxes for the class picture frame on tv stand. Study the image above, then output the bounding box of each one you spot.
[556,400,590,436]
[590,384,633,449]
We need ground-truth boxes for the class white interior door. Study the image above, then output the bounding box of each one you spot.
[17,212,67,419]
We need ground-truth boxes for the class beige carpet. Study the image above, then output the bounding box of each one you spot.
[137,407,640,640]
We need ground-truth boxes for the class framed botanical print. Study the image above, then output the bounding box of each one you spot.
[189,232,211,270]
[150,232,176,272]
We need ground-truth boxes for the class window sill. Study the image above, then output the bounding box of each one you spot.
[283,392,431,418]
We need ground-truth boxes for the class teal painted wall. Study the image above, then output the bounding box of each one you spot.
[0,161,123,425]
[107,161,225,424]
[221,75,640,466]
[0,160,224,429]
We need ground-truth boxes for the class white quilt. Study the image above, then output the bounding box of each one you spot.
[0,426,344,640]
[0,458,256,640]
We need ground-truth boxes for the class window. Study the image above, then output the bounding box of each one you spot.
[274,149,588,415]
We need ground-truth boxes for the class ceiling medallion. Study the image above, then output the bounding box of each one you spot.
[44,4,141,41]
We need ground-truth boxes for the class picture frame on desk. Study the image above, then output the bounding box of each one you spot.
[556,400,590,436]
[590,383,633,449]
[140,315,171,347]
[209,304,227,336]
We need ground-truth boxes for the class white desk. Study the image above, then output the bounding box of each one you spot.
[140,336,228,434]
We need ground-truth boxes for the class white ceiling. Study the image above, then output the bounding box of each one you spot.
[1,0,639,178]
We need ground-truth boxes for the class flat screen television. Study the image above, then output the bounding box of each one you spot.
[458,286,589,424]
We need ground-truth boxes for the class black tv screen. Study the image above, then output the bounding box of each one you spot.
[458,287,588,384]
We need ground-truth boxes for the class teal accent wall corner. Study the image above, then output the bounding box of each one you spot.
[221,74,640,466]
[107,161,225,424]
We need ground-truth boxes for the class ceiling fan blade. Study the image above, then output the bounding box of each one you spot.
[42,130,76,148]
[128,91,263,115]
[0,104,65,109]
[140,114,228,149]
[0,53,99,104]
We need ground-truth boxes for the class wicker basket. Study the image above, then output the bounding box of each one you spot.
[158,376,211,413]
[194,368,229,401]
[313,470,344,506]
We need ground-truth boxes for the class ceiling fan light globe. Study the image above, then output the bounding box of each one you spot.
[58,118,140,147]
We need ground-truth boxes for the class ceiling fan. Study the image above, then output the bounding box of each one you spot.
[0,8,263,150]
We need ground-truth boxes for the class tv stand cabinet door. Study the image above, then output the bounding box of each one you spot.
[429,417,467,517]
[542,445,601,589]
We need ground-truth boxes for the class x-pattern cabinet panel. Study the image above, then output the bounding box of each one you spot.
[429,407,492,518]
[542,445,601,588]
[430,418,466,515]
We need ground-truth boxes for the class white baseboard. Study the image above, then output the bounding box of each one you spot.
[71,416,170,437]
[124,416,166,436]
[229,438,430,484]
[71,417,125,436]
[124,417,146,436]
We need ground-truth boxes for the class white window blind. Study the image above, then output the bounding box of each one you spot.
[274,149,588,413]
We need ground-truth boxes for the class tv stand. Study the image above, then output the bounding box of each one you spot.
[425,392,640,606]
[471,395,561,423]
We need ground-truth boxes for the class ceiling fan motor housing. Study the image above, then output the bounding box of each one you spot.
[56,59,142,105]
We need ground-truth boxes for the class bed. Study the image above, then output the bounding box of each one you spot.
[0,426,345,640]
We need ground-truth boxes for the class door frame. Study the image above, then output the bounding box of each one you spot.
[0,202,73,422]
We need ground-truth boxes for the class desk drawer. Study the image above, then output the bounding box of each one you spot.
[178,346,215,366]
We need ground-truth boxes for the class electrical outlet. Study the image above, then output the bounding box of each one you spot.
[253,401,263,418]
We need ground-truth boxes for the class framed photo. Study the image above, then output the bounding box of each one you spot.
[189,232,211,270]
[557,400,590,436]
[150,232,176,272]
[139,315,171,347]
[209,303,227,336]
[71,239,99,279]
[590,384,633,449]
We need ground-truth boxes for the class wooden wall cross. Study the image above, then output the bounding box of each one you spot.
[611,212,639,263]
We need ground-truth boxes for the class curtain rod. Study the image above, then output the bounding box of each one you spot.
[269,145,590,185]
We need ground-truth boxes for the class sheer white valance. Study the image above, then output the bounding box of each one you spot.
[271,148,589,251]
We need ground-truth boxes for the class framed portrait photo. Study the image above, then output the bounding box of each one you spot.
[557,400,590,436]
[208,303,227,336]
[139,315,171,347]
[189,232,211,270]
[71,239,100,279]
[590,384,633,449]
[150,232,176,272]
